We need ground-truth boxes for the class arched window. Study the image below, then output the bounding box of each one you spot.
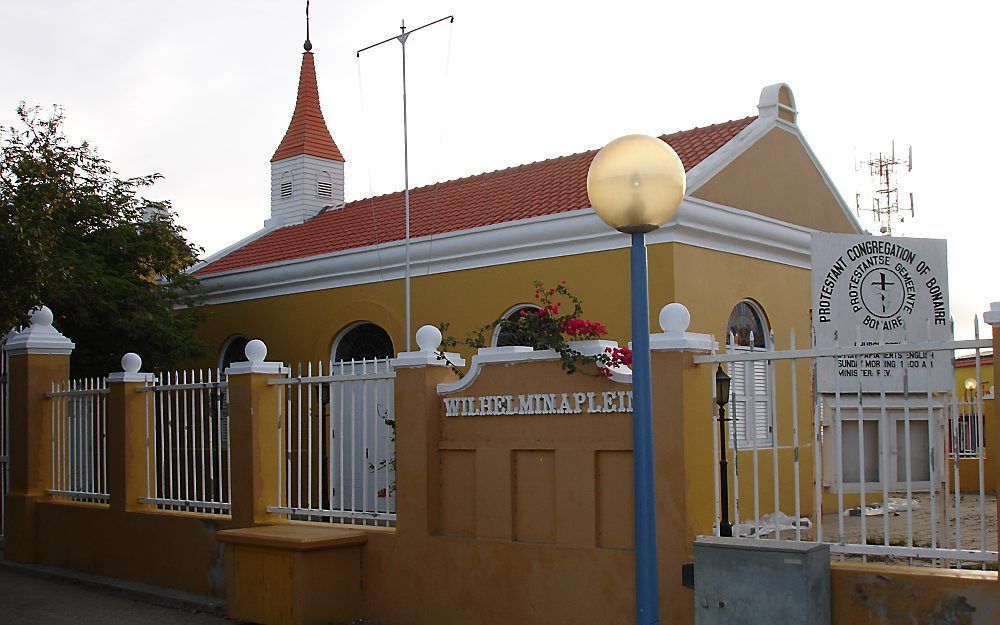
[332,322,394,362]
[317,171,333,198]
[217,335,249,450]
[492,304,542,347]
[726,301,773,448]
[218,335,250,370]
[280,171,293,198]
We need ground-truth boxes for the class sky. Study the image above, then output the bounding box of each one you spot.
[2,0,998,337]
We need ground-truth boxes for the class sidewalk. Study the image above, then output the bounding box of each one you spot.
[0,565,232,625]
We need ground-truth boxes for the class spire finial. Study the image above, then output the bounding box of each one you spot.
[304,0,312,51]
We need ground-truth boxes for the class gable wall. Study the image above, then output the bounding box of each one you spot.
[693,128,858,234]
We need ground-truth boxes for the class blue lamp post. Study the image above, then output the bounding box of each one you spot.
[586,135,686,625]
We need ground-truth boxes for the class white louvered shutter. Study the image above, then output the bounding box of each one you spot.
[728,352,773,448]
[729,359,747,446]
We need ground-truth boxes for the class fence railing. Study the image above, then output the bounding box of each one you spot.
[268,359,396,525]
[138,369,231,514]
[694,318,997,568]
[48,378,109,503]
[953,399,982,459]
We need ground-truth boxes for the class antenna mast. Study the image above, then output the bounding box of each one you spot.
[855,140,915,236]
[357,15,454,351]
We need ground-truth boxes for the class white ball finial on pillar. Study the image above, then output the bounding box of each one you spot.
[659,302,691,335]
[391,325,464,368]
[121,352,142,373]
[107,351,152,383]
[245,339,267,365]
[4,305,75,356]
[415,325,442,353]
[649,301,716,352]
[29,305,54,328]
[224,338,286,375]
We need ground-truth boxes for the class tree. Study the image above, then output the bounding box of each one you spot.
[0,104,207,376]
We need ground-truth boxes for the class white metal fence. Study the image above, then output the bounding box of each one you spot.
[48,378,109,503]
[694,319,996,568]
[139,369,231,514]
[268,359,396,525]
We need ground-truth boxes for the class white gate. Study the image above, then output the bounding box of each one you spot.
[694,318,996,567]
[268,358,396,525]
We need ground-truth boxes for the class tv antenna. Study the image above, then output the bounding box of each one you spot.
[855,141,914,236]
[358,16,454,351]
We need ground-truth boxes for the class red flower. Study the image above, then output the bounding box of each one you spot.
[603,346,633,367]
[562,317,608,339]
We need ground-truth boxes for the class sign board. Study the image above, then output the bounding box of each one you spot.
[811,234,952,393]
[444,390,634,417]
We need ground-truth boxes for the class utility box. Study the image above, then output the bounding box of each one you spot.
[694,536,830,625]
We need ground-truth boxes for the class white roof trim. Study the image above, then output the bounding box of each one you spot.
[188,224,276,275]
[685,105,863,236]
[683,116,771,194]
[192,196,817,306]
[193,196,816,306]
[772,122,866,235]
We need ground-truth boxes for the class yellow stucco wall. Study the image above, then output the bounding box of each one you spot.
[193,247,640,368]
[672,244,817,533]
[951,360,997,494]
[692,128,857,234]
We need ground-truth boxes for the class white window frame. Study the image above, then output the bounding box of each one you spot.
[727,352,774,449]
[490,303,541,347]
[726,300,774,449]
[331,321,394,363]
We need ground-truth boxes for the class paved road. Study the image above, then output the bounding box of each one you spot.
[0,568,233,625]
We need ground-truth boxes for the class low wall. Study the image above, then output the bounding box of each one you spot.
[32,500,231,596]
[363,531,633,625]
[831,562,999,625]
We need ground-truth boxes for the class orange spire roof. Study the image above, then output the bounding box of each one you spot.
[271,51,345,163]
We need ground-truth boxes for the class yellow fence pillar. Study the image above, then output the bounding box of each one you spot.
[391,326,463,537]
[224,339,287,527]
[649,303,717,625]
[2,306,74,563]
[105,353,156,513]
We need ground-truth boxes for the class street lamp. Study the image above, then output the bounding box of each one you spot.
[965,377,978,402]
[587,134,685,625]
[715,365,733,537]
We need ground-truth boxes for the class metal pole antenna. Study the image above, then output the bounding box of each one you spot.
[358,15,454,351]
[401,21,411,352]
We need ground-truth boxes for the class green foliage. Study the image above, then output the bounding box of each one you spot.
[0,104,207,376]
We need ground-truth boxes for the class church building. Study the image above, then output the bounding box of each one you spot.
[190,37,863,380]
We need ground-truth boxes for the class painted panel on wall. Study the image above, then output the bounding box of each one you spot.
[439,449,476,537]
[513,450,556,543]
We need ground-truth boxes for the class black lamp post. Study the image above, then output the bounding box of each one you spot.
[715,365,733,537]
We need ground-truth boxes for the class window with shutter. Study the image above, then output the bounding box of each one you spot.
[317,171,333,198]
[280,171,293,198]
[728,355,773,448]
[726,300,773,448]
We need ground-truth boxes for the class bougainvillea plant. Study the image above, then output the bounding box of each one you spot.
[438,280,632,376]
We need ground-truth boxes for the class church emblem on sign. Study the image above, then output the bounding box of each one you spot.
[811,234,951,393]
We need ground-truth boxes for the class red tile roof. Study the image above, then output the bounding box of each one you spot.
[199,116,755,276]
[271,51,345,163]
